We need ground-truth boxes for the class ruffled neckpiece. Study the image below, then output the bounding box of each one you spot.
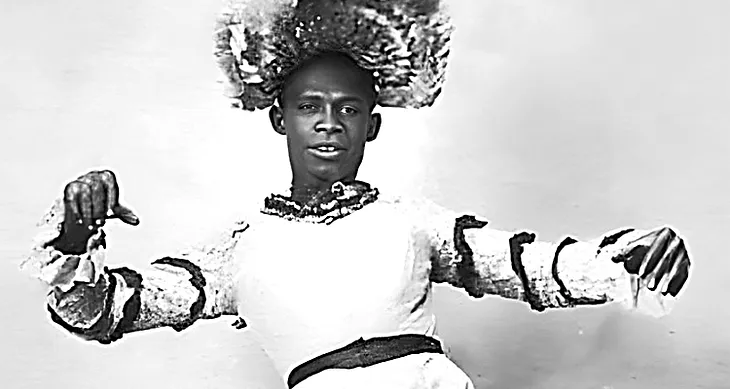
[261,181,379,224]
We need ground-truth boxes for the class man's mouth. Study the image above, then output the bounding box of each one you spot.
[309,144,346,160]
[314,146,338,152]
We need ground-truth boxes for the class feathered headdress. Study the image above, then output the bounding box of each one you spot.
[213,0,454,111]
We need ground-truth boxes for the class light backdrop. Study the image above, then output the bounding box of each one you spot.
[1,1,728,388]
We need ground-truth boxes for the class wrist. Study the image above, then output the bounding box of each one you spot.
[52,235,89,255]
[39,229,106,291]
[54,225,105,255]
[553,240,623,305]
[26,229,108,291]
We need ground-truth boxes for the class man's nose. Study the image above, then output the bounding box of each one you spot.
[315,107,344,133]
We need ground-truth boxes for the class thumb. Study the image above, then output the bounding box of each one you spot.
[111,204,140,226]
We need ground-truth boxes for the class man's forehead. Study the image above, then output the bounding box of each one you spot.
[295,51,367,74]
[281,52,377,101]
[287,54,372,83]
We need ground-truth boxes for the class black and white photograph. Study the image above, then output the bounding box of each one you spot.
[1,0,728,388]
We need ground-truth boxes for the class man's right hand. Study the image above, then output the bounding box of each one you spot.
[53,170,140,255]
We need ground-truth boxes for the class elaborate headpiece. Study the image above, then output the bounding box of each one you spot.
[213,0,454,111]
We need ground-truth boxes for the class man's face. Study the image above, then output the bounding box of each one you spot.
[269,53,381,188]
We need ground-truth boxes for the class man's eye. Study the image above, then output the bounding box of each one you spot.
[340,106,359,115]
[299,103,318,112]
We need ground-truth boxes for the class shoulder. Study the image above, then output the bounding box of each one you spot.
[375,191,424,211]
[373,191,452,224]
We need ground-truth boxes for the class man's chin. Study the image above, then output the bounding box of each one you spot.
[308,165,352,184]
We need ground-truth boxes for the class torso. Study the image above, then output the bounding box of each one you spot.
[233,196,438,376]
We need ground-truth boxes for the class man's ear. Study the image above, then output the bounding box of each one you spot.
[366,112,382,142]
[269,105,286,135]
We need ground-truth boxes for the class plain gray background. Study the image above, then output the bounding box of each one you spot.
[1,0,728,388]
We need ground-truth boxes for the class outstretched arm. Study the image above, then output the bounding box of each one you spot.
[417,200,691,315]
[19,171,249,344]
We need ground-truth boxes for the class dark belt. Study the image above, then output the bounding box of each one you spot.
[287,334,444,388]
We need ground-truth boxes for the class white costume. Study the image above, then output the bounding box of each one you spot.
[21,182,677,388]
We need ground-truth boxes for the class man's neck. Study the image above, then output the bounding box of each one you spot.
[289,179,338,203]
[290,174,356,203]
[290,185,328,203]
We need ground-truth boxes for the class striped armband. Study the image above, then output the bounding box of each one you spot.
[150,257,208,332]
[549,229,639,308]
[550,237,608,307]
[507,231,544,311]
[453,215,489,298]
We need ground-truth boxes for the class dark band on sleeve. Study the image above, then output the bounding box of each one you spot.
[232,223,250,238]
[552,237,578,306]
[597,228,635,254]
[107,267,143,341]
[47,268,118,344]
[552,237,608,307]
[151,257,207,331]
[508,231,544,311]
[453,215,489,298]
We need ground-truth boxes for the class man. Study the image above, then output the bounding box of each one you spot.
[21,1,691,388]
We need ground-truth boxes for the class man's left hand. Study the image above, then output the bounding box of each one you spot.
[612,227,691,298]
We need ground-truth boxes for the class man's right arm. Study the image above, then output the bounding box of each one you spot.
[19,171,249,344]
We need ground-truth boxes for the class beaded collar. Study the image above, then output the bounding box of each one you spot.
[261,181,379,225]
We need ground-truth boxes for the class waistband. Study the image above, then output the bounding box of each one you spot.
[287,334,444,388]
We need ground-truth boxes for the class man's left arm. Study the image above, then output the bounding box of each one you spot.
[420,201,691,316]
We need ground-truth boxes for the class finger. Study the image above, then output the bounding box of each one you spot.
[96,170,140,225]
[651,238,685,292]
[659,241,688,295]
[96,170,120,210]
[63,181,84,225]
[622,245,651,274]
[664,254,690,297]
[111,204,140,226]
[626,229,661,248]
[640,227,675,279]
[77,175,108,223]
[75,182,93,227]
